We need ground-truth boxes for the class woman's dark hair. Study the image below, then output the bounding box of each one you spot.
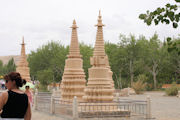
[4,72,26,88]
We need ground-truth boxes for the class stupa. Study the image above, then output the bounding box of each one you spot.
[60,20,86,101]
[16,37,31,82]
[83,11,114,102]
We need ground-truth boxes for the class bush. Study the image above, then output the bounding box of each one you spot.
[132,80,146,94]
[38,84,49,92]
[165,83,178,96]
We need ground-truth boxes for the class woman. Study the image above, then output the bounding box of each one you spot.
[25,86,33,106]
[0,72,31,120]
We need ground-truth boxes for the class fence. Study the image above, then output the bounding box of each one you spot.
[78,99,150,119]
[34,91,153,120]
[34,92,51,113]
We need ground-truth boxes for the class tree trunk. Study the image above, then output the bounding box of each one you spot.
[153,72,157,89]
[152,61,158,89]
[119,70,122,89]
[130,60,134,87]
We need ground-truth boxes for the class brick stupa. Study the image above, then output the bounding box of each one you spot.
[60,20,86,101]
[16,37,31,82]
[83,11,114,102]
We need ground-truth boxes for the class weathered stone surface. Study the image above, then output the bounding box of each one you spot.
[83,11,114,102]
[60,20,86,101]
[16,37,31,82]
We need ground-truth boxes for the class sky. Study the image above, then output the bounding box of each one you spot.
[0,0,179,56]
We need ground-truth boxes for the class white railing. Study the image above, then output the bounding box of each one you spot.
[34,90,153,120]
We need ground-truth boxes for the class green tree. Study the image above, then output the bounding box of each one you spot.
[37,69,53,90]
[79,43,93,81]
[0,60,3,75]
[28,41,68,84]
[118,34,141,87]
[105,42,122,88]
[139,0,180,55]
[3,58,16,74]
[143,34,162,89]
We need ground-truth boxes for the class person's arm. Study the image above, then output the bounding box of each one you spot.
[0,92,8,114]
[24,100,31,120]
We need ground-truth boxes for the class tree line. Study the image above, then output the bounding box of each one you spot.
[0,34,179,90]
[0,58,16,76]
[27,34,179,90]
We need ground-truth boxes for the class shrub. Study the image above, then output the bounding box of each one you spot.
[38,84,49,92]
[132,80,146,94]
[165,82,178,96]
[136,74,148,83]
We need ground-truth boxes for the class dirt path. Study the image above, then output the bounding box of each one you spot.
[32,110,67,120]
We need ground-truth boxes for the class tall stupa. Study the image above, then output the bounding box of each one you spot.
[16,37,31,82]
[60,20,86,101]
[83,11,114,102]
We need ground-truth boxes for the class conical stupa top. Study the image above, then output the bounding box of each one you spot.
[21,36,26,57]
[93,11,106,56]
[68,19,81,58]
[16,36,31,82]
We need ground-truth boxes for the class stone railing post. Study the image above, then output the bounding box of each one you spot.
[115,93,119,102]
[127,87,130,96]
[146,95,152,119]
[34,89,38,110]
[73,96,78,120]
[50,92,55,114]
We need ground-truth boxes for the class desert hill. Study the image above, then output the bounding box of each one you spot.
[0,55,20,65]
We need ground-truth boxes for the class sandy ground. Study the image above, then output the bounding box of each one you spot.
[123,91,180,120]
[32,110,63,120]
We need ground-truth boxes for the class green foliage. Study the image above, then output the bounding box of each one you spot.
[37,69,53,86]
[139,1,180,55]
[139,2,180,28]
[136,74,148,83]
[28,41,68,83]
[167,37,180,55]
[132,79,146,94]
[26,34,179,90]
[0,58,16,75]
[165,82,179,96]
[80,43,93,80]
[38,83,50,92]
[28,41,93,86]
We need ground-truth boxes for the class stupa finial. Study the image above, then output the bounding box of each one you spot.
[68,20,81,58]
[71,19,78,29]
[22,36,25,45]
[93,11,105,56]
[99,10,101,18]
[95,10,104,27]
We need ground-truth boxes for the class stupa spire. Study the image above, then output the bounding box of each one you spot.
[16,37,31,82]
[68,19,81,58]
[83,12,114,102]
[93,10,106,56]
[61,20,86,101]
[21,36,26,56]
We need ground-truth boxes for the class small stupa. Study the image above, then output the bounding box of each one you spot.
[83,11,114,102]
[16,37,31,82]
[60,20,86,101]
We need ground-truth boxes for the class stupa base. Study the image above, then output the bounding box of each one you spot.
[78,102,130,118]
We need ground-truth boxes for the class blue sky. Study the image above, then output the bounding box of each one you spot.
[0,0,179,56]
